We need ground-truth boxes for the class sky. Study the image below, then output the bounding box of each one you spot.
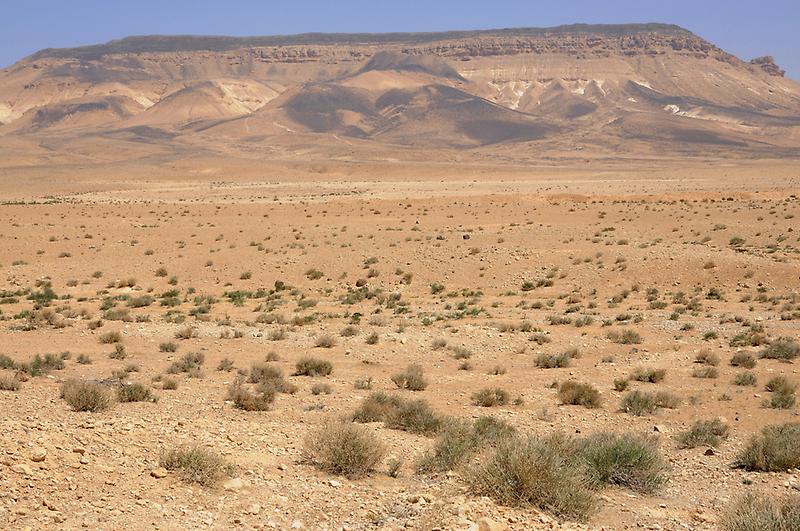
[1,0,798,79]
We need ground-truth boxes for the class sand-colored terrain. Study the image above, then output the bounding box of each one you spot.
[1,155,799,530]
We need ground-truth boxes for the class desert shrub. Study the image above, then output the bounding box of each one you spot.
[720,492,800,531]
[21,353,65,376]
[630,367,666,383]
[108,344,127,360]
[167,351,204,374]
[536,351,572,369]
[315,334,337,348]
[391,364,428,391]
[579,432,668,494]
[731,351,757,368]
[311,383,332,395]
[162,377,178,390]
[466,434,596,521]
[303,420,384,478]
[0,354,15,369]
[654,391,680,409]
[765,376,796,394]
[174,326,197,340]
[620,390,657,416]
[694,350,720,366]
[340,326,358,337]
[765,390,796,410]
[449,346,473,359]
[613,378,629,392]
[60,380,113,412]
[692,366,718,379]
[99,331,122,344]
[227,379,276,411]
[760,337,800,361]
[471,387,510,407]
[159,446,233,486]
[353,392,442,435]
[248,363,288,387]
[0,373,21,391]
[385,398,443,435]
[676,419,729,449]
[217,357,234,371]
[607,329,642,344]
[354,376,373,390]
[558,381,602,408]
[417,416,515,473]
[77,354,92,365]
[734,371,757,386]
[365,332,379,345]
[117,382,156,403]
[294,357,332,377]
[733,423,800,471]
[159,341,178,353]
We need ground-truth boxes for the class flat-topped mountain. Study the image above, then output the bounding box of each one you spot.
[1,24,798,163]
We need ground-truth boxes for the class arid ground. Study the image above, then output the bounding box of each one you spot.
[1,155,799,530]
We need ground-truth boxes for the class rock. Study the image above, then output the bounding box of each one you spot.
[291,520,304,529]
[11,463,34,475]
[329,479,341,487]
[653,424,668,434]
[29,447,47,462]
[73,447,86,455]
[223,477,244,491]
[150,467,168,479]
[477,518,506,531]
[247,503,261,515]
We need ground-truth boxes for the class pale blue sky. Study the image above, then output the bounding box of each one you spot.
[2,0,798,79]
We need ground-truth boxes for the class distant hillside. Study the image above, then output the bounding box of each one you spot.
[1,24,798,162]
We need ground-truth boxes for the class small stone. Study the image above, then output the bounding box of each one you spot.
[291,520,304,529]
[224,477,244,491]
[329,479,341,487]
[11,463,34,476]
[73,447,86,455]
[150,467,168,479]
[247,503,261,515]
[477,517,506,531]
[30,447,47,462]
[653,425,668,433]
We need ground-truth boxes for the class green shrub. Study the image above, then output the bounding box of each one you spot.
[734,372,757,386]
[630,367,666,383]
[353,392,442,435]
[417,416,515,473]
[760,337,800,361]
[466,434,597,521]
[159,446,233,486]
[676,419,729,449]
[733,423,800,471]
[620,390,657,416]
[613,378,629,392]
[607,329,642,344]
[167,352,205,374]
[117,382,156,403]
[391,364,428,391]
[303,420,384,478]
[227,379,276,411]
[694,350,720,366]
[471,387,510,407]
[536,351,573,369]
[692,366,718,379]
[558,381,602,408]
[294,357,332,377]
[0,373,21,391]
[730,352,757,368]
[60,380,114,412]
[721,492,800,531]
[579,432,668,494]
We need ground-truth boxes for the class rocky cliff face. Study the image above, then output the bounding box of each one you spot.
[1,24,798,157]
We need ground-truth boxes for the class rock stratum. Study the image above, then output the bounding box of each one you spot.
[1,23,799,166]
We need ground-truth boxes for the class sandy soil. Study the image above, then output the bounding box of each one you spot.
[1,157,799,530]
